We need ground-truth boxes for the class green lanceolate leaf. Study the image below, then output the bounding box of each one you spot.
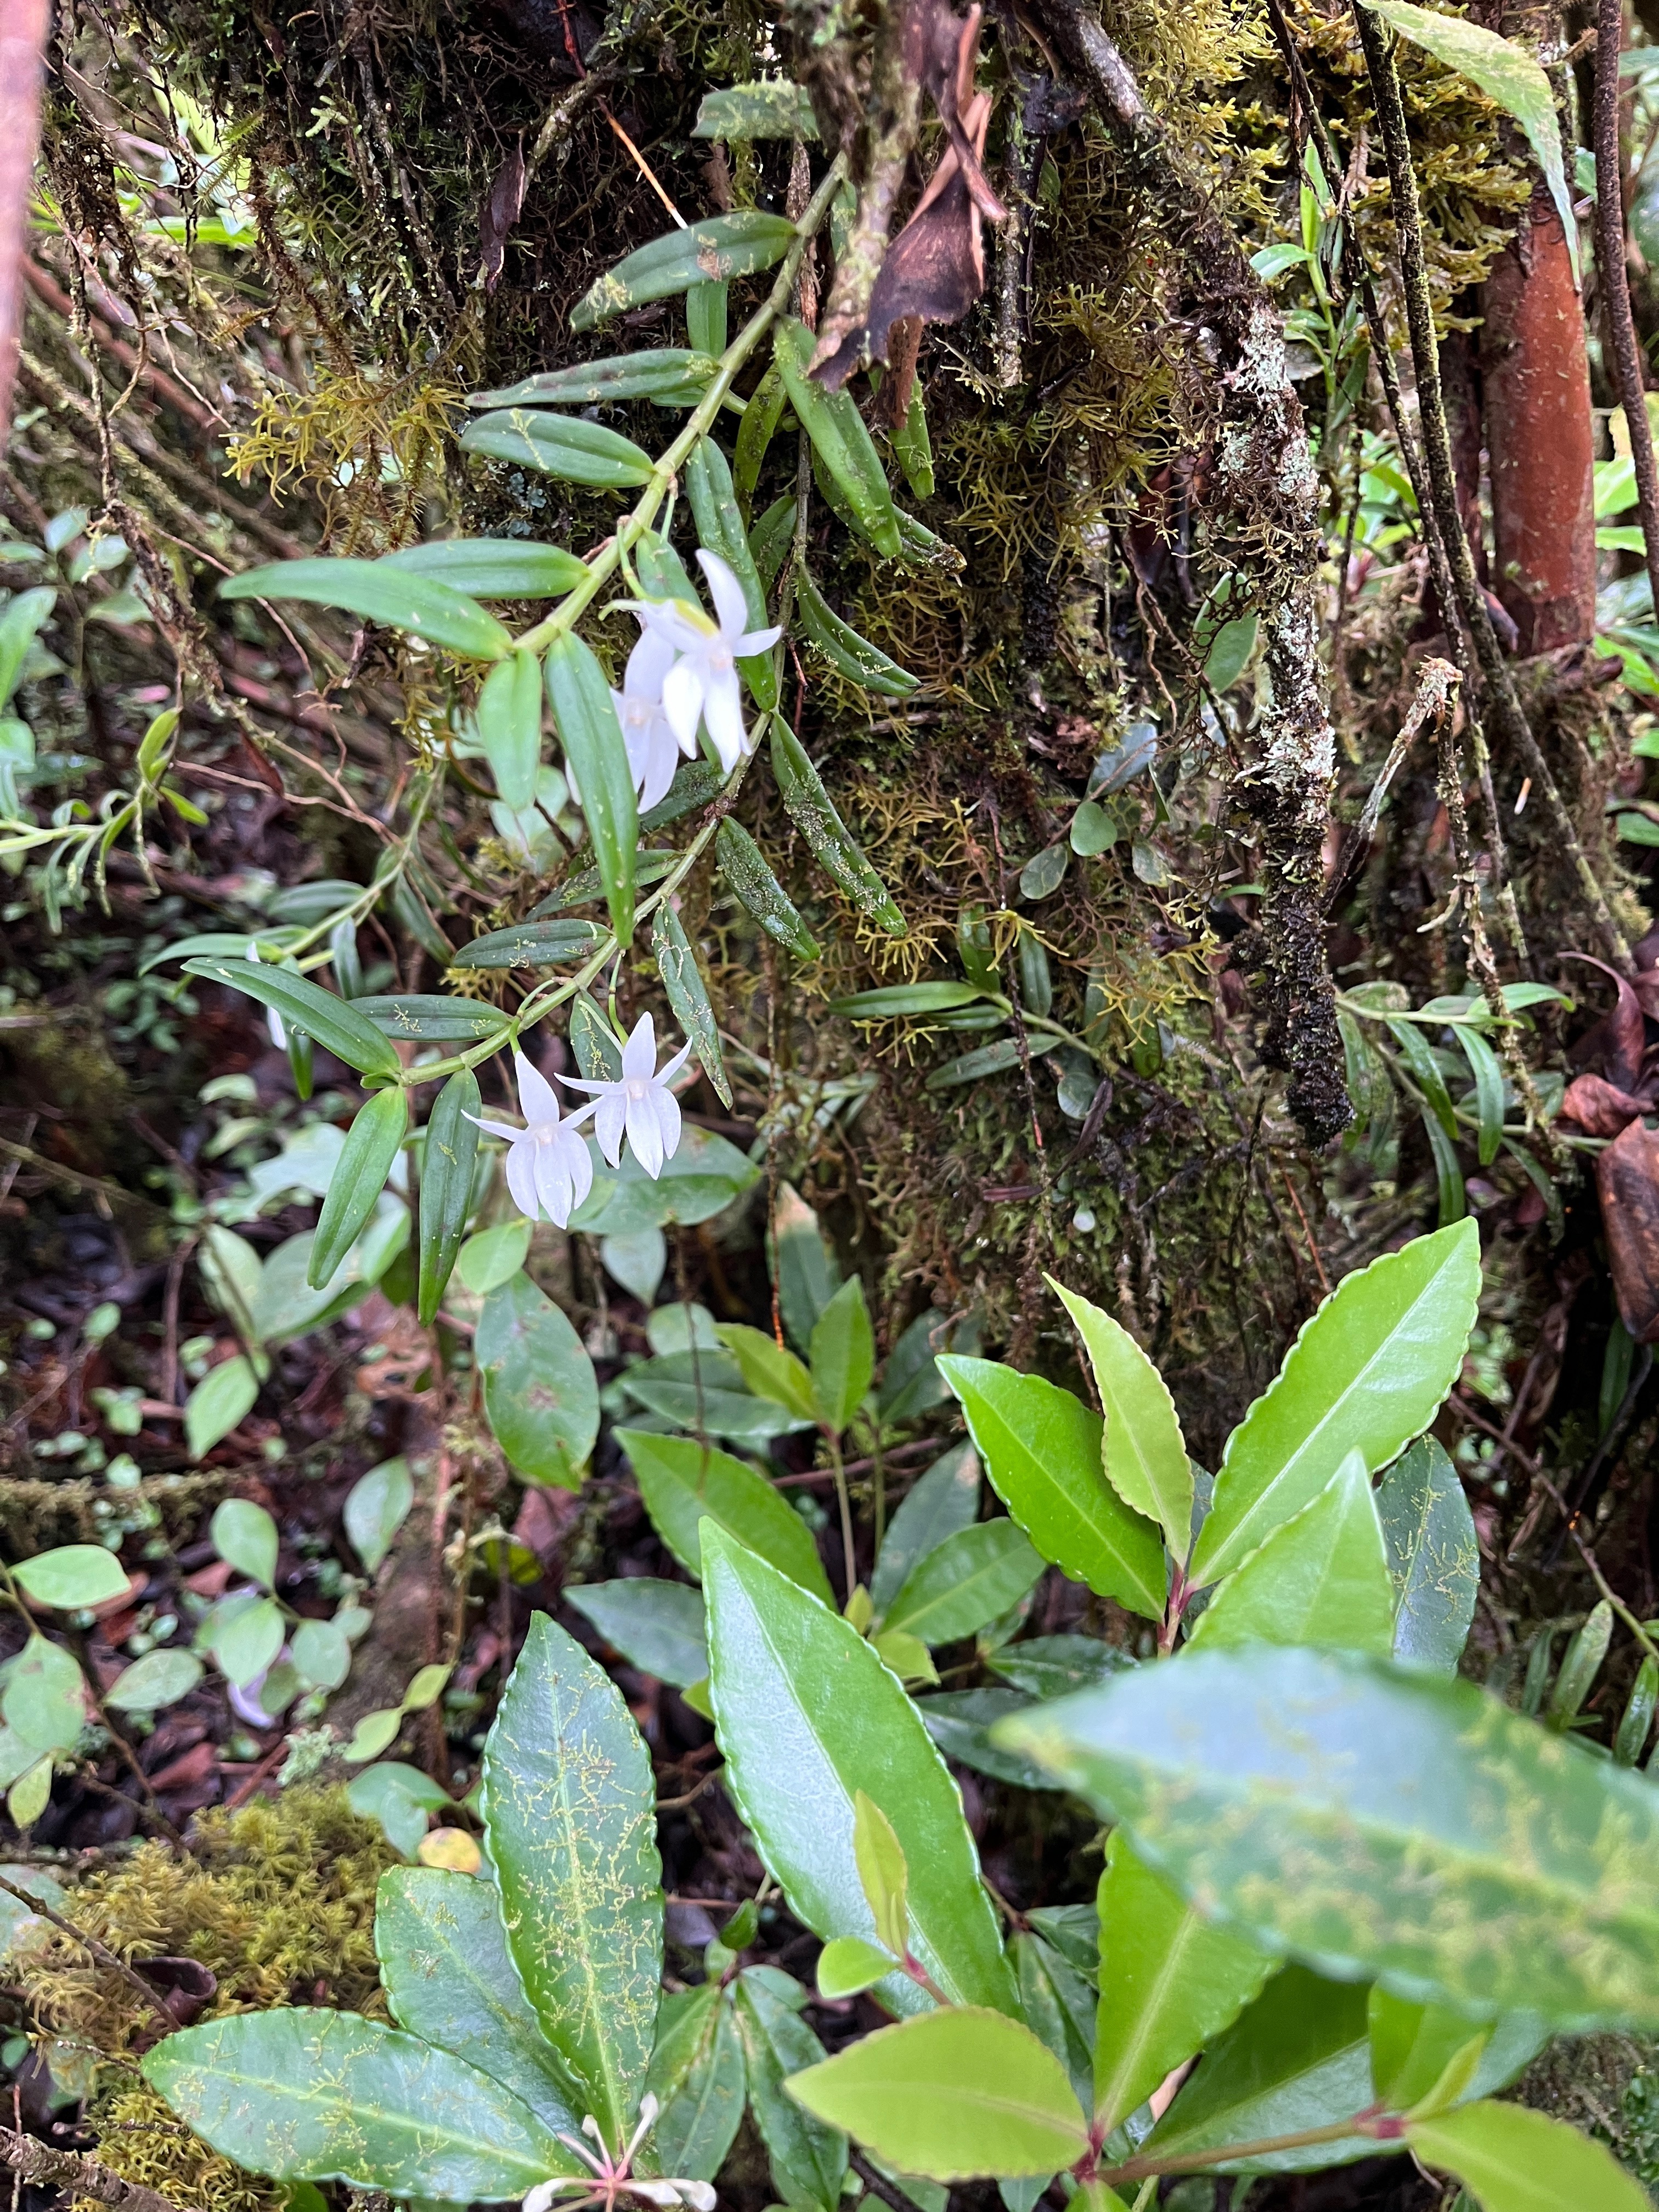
[478,1273,599,1488]
[573,212,798,329]
[786,2008,1089,2181]
[452,918,605,969]
[702,1527,1017,2016]
[1362,0,1577,279]
[546,631,639,945]
[716,1325,819,1421]
[477,649,545,812]
[795,568,920,697]
[771,716,906,935]
[685,437,778,709]
[871,1442,981,1612]
[647,1985,746,2181]
[380,539,588,598]
[883,1521,1044,1647]
[470,353,716,409]
[1092,1827,1276,2133]
[218,559,512,661]
[693,80,820,139]
[734,1969,847,2208]
[715,817,820,959]
[641,757,725,832]
[1375,1436,1479,1674]
[358,995,511,1042]
[735,366,789,509]
[1408,2096,1650,2211]
[939,1357,1166,1622]
[996,1644,1659,2032]
[141,2010,580,2199]
[181,958,402,1079]
[481,1615,663,2145]
[989,1635,1132,1700]
[774,318,901,557]
[417,1070,481,1326]
[685,281,727,357]
[854,1790,910,1955]
[565,1578,707,1688]
[617,1427,833,1602]
[1186,1451,1395,1656]
[811,1274,874,1434]
[459,410,655,488]
[308,1087,407,1289]
[1189,1220,1481,1587]
[1457,1024,1504,1168]
[653,902,733,1108]
[1050,1279,1192,1563]
[374,1866,583,2132]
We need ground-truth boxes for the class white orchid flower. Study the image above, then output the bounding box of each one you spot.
[611,627,688,812]
[467,1051,596,1227]
[635,549,780,774]
[246,942,286,1050]
[522,2095,716,2212]
[562,1012,691,1180]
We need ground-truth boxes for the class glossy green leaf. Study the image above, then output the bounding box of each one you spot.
[572,1126,760,1237]
[748,491,796,592]
[1456,1025,1504,1168]
[617,1428,834,1602]
[735,1968,847,2208]
[1092,1827,1276,2132]
[182,958,403,1079]
[997,1645,1659,2030]
[830,981,985,1019]
[105,1648,204,1712]
[546,633,638,946]
[417,1070,482,1326]
[735,365,789,506]
[795,567,919,697]
[375,1865,583,2132]
[647,1984,746,2181]
[939,1357,1165,1622]
[623,1375,805,1445]
[1187,1451,1395,1655]
[460,1224,533,1301]
[142,2010,577,2198]
[453,919,605,970]
[459,410,654,487]
[716,1324,819,1421]
[1387,1016,1458,1143]
[1617,1654,1658,1765]
[347,1761,449,1853]
[884,1522,1043,1647]
[565,1578,707,1688]
[380,539,588,597]
[219,559,512,660]
[771,1180,839,1353]
[1189,1220,1482,1587]
[13,1545,130,1609]
[871,1442,980,1613]
[818,1934,897,1997]
[1376,1436,1479,1674]
[1368,1987,1488,2117]
[1423,1105,1467,1229]
[573,212,797,329]
[786,2009,1088,2180]
[693,81,820,138]
[308,1088,407,1289]
[810,1274,874,1434]
[343,1458,414,1577]
[1408,2096,1650,2211]
[358,995,510,1042]
[477,650,544,812]
[684,281,726,356]
[1363,0,1577,280]
[477,1273,599,1489]
[1050,1280,1192,1562]
[988,1635,1134,1701]
[481,1614,662,2145]
[212,1498,279,1588]
[715,817,820,960]
[470,353,715,408]
[654,902,732,1107]
[641,757,725,832]
[685,436,777,709]
[771,716,906,935]
[702,1527,1017,2017]
[775,318,901,557]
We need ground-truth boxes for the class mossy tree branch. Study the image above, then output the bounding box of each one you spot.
[0,2125,188,2212]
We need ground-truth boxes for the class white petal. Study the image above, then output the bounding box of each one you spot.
[639,722,679,811]
[674,2187,716,2211]
[658,1038,694,1084]
[735,624,782,658]
[465,1113,526,1141]
[559,1122,595,1211]
[697,547,749,637]
[533,1139,574,1228]
[621,1012,658,1083]
[504,1137,541,1222]
[625,2185,683,2207]
[593,1090,628,1168]
[625,1089,666,1179]
[660,657,705,751]
[515,1051,563,1129]
[626,627,678,698]
[637,599,709,653]
[651,1079,682,1165]
[701,668,749,772]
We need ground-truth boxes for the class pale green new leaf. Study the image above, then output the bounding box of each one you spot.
[1376,1437,1479,1674]
[785,2008,1089,2181]
[939,1357,1166,1621]
[141,2010,580,2199]
[1050,1278,1192,1561]
[702,1527,1017,2017]
[1189,1220,1481,1587]
[12,1545,130,1610]
[1409,2097,1651,2211]
[811,1275,875,1435]
[481,1615,663,2146]
[1186,1451,1395,1655]
[996,1645,1659,2030]
[716,1324,819,1421]
[617,1427,834,1603]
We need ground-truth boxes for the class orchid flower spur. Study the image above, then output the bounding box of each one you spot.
[562,1011,691,1180]
[611,626,689,812]
[634,549,780,774]
[469,1051,596,1227]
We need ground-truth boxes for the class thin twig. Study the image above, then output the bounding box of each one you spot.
[0,1875,174,2029]
[1596,0,1659,630]
[0,2124,186,2212]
